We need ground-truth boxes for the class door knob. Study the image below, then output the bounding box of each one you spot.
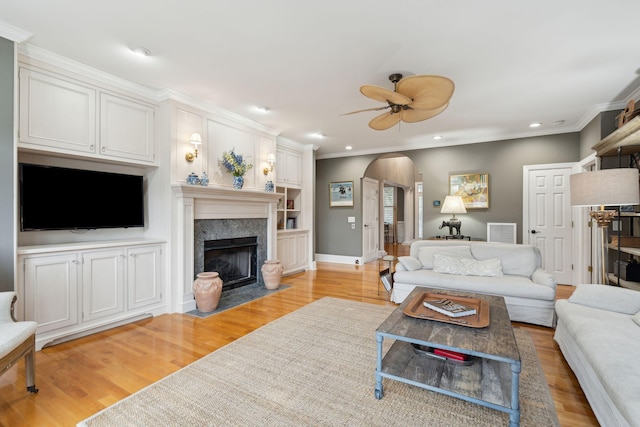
[531,230,539,234]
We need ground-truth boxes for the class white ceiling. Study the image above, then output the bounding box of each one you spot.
[2,1,640,158]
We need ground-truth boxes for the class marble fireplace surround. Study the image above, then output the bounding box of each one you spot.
[172,184,281,313]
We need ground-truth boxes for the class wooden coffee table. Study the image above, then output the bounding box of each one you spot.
[375,287,521,426]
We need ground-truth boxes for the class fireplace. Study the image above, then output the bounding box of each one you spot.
[204,236,257,291]
[194,218,268,290]
[172,184,281,313]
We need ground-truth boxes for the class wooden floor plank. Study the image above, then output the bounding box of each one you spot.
[0,244,598,426]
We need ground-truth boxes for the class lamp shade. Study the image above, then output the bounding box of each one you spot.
[189,133,202,146]
[440,195,467,214]
[570,168,640,207]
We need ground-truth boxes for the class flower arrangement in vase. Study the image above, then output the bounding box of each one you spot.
[221,149,253,189]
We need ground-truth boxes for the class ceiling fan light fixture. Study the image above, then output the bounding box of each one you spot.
[346,72,455,131]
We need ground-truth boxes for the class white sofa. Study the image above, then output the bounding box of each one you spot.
[392,240,557,327]
[555,284,640,427]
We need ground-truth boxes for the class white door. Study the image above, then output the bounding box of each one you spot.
[524,164,574,285]
[363,177,379,263]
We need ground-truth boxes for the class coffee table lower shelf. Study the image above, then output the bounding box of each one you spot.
[375,338,521,426]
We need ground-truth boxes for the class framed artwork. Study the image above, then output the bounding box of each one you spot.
[449,173,489,209]
[329,181,354,207]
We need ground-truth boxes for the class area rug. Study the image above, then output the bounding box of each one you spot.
[78,298,559,427]
[185,283,290,318]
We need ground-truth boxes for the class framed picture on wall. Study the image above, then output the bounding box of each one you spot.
[449,173,489,209]
[329,181,354,207]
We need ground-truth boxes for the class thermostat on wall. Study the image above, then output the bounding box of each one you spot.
[433,200,441,207]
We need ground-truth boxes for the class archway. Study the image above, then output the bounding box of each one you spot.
[363,154,421,258]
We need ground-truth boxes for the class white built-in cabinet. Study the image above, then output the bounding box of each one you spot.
[274,143,309,275]
[19,66,156,165]
[276,146,302,187]
[277,231,309,275]
[18,240,164,350]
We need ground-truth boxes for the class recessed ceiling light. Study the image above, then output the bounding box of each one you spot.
[256,106,270,113]
[345,145,353,150]
[311,132,325,139]
[433,135,443,140]
[529,122,542,128]
[130,46,151,57]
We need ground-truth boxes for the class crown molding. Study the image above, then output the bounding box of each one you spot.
[161,88,279,138]
[0,21,32,43]
[18,44,159,101]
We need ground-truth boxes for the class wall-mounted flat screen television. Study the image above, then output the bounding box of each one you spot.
[19,163,145,231]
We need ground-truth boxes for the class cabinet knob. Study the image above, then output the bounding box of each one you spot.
[89,145,94,151]
[102,146,106,152]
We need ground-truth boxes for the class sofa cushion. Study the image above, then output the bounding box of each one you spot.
[470,243,538,277]
[393,270,556,300]
[397,256,423,271]
[417,245,472,269]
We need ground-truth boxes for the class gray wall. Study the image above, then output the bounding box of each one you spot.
[316,133,581,256]
[0,38,14,291]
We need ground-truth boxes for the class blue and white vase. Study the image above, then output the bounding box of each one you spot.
[186,172,200,185]
[200,171,209,186]
[265,180,274,192]
[233,175,244,189]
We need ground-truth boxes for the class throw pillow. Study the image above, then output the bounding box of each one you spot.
[397,256,423,271]
[460,258,504,277]
[433,254,465,274]
[417,245,473,270]
[632,311,640,327]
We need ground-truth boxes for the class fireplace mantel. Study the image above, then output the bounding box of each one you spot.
[171,184,282,313]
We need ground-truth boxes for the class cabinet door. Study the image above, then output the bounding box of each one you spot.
[100,93,155,163]
[294,232,309,268]
[276,148,302,187]
[127,245,163,309]
[286,150,302,187]
[82,249,126,322]
[277,234,296,273]
[19,68,97,153]
[24,253,79,334]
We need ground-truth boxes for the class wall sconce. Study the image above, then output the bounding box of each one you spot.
[263,153,276,175]
[185,133,202,162]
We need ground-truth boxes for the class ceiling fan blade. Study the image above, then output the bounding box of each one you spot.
[400,103,449,123]
[396,75,455,110]
[369,111,402,130]
[340,106,389,116]
[360,85,412,106]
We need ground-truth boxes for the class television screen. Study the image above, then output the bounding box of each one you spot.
[19,163,145,231]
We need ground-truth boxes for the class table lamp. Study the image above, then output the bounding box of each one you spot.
[440,195,467,236]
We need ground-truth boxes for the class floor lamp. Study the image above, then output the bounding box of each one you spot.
[570,168,640,284]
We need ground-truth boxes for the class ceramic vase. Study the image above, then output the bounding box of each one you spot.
[200,171,209,186]
[265,180,274,192]
[193,272,223,312]
[261,260,283,290]
[233,175,244,189]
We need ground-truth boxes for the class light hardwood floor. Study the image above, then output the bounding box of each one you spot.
[0,244,598,426]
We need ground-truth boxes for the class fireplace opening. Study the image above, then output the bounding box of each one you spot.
[204,236,258,291]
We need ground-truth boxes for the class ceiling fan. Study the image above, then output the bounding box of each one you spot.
[344,73,455,130]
